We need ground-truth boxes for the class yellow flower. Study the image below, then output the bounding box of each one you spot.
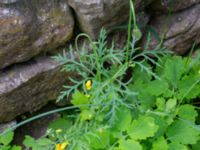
[85,80,92,90]
[55,141,69,150]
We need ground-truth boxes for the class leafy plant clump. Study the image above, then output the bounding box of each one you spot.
[48,48,200,150]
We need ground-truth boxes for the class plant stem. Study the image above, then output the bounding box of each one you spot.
[126,0,133,63]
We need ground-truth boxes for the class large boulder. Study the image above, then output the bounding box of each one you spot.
[0,0,18,4]
[67,0,153,39]
[0,0,74,69]
[143,4,200,55]
[0,55,73,122]
[150,0,200,13]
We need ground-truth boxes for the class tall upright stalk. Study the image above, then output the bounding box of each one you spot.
[126,0,137,63]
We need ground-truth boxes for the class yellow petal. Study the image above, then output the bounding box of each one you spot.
[55,144,62,150]
[85,80,92,90]
[61,141,69,149]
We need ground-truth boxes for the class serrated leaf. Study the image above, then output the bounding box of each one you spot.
[166,120,200,144]
[80,110,93,121]
[178,104,198,122]
[163,56,186,88]
[150,114,168,138]
[138,91,156,110]
[0,130,14,145]
[117,139,142,150]
[48,118,71,131]
[127,115,158,140]
[11,145,22,150]
[23,136,36,148]
[163,89,173,98]
[146,80,169,96]
[86,128,110,149]
[132,62,152,84]
[71,90,89,109]
[177,74,200,100]
[169,142,187,150]
[152,136,168,150]
[114,107,132,131]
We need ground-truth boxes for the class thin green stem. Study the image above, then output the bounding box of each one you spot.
[126,0,133,63]
[0,104,102,137]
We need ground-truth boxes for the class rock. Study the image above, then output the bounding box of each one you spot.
[67,0,152,39]
[143,4,200,55]
[0,0,18,4]
[13,104,60,145]
[0,54,75,122]
[0,120,16,133]
[0,0,74,69]
[150,0,200,13]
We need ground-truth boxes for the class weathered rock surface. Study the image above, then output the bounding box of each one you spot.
[13,105,59,144]
[0,0,74,69]
[0,0,18,4]
[150,0,200,12]
[144,4,200,55]
[0,120,16,133]
[0,55,72,122]
[67,0,153,39]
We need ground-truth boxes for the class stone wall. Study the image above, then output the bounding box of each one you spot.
[0,0,200,123]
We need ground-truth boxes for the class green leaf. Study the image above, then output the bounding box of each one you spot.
[0,130,14,145]
[38,138,53,146]
[23,136,36,148]
[156,97,165,111]
[168,142,187,150]
[192,140,200,150]
[0,145,11,150]
[48,118,71,131]
[152,136,168,150]
[133,64,152,81]
[11,146,22,150]
[165,98,177,112]
[166,120,200,144]
[114,107,132,131]
[80,110,93,121]
[146,80,169,96]
[71,90,89,109]
[178,104,198,122]
[138,91,156,110]
[163,56,186,87]
[117,139,142,150]
[86,128,110,149]
[150,114,168,138]
[127,115,158,140]
[177,74,200,100]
